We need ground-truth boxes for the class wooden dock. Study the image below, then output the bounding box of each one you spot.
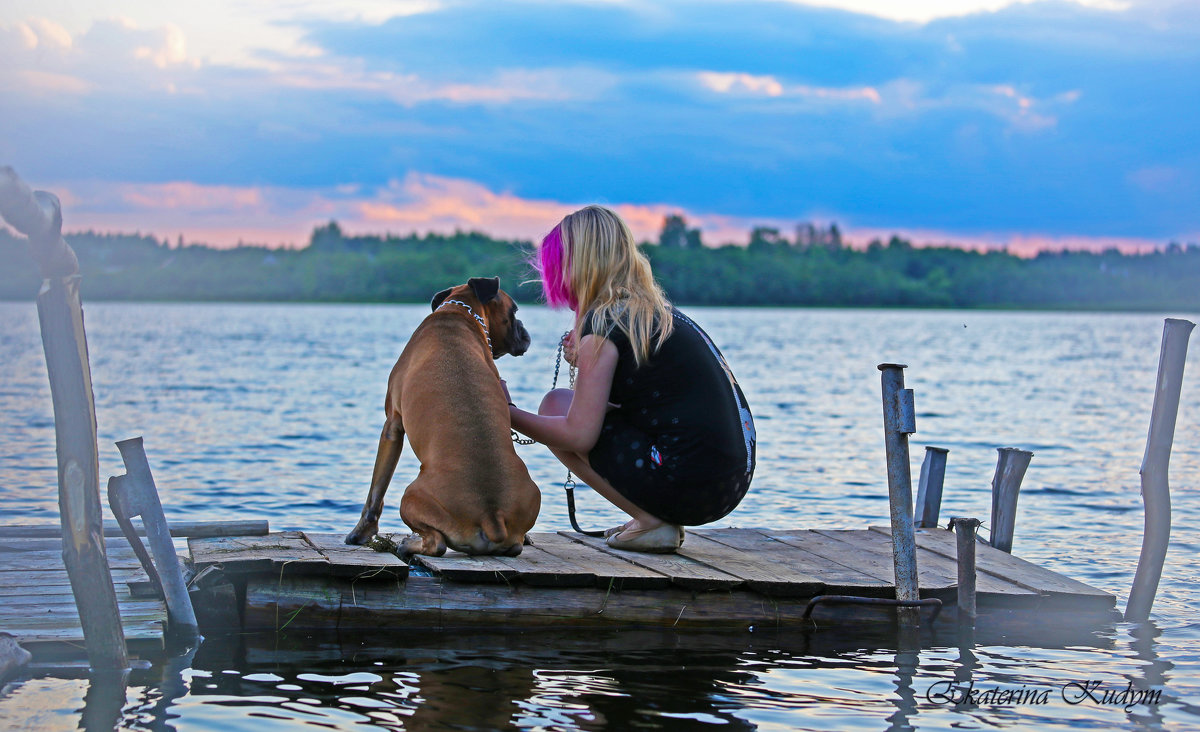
[0,535,167,660]
[0,522,1120,662]
[187,526,1118,636]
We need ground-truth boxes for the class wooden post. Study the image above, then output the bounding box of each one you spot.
[109,437,199,636]
[950,517,981,624]
[914,446,949,528]
[878,363,920,624]
[1126,318,1194,622]
[0,167,128,670]
[989,447,1032,554]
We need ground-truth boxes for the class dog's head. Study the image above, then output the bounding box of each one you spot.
[431,277,531,358]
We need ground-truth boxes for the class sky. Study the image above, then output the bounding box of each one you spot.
[1,0,1198,253]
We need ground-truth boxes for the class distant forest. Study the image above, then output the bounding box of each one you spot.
[1,217,1198,310]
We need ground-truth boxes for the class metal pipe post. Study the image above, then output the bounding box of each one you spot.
[915,446,949,529]
[989,447,1032,553]
[878,363,920,623]
[950,517,981,624]
[1126,318,1194,622]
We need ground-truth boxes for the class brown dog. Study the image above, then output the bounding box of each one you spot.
[344,277,540,556]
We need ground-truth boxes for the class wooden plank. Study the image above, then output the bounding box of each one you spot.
[0,600,165,621]
[0,546,147,571]
[694,528,890,595]
[302,533,408,581]
[818,529,1038,600]
[246,575,1011,633]
[189,532,329,575]
[4,618,166,642]
[871,526,1115,608]
[676,531,825,596]
[496,543,597,587]
[0,569,149,589]
[0,520,269,539]
[558,532,743,591]
[524,532,670,590]
[763,529,920,590]
[412,553,520,583]
[0,588,147,607]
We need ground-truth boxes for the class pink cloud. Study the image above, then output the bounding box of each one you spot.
[32,173,1182,256]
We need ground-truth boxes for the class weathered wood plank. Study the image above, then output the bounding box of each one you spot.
[302,533,408,581]
[498,544,597,587]
[675,532,824,596]
[0,520,269,539]
[763,529,923,591]
[694,528,890,595]
[559,532,743,590]
[819,529,1038,600]
[412,553,520,583]
[190,532,329,575]
[870,526,1115,607]
[0,546,146,571]
[4,619,166,642]
[525,532,670,590]
[0,600,165,622]
[244,575,1008,632]
[0,569,149,589]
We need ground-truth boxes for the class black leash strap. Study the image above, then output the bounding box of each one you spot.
[552,331,605,537]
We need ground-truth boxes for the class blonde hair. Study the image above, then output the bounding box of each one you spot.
[551,205,673,366]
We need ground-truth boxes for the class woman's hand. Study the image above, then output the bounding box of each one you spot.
[499,378,513,405]
[563,330,578,367]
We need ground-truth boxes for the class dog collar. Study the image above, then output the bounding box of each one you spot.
[438,299,493,354]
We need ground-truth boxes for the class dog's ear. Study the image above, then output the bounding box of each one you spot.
[430,287,454,312]
[468,277,500,305]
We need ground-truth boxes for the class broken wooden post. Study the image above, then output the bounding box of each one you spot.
[989,447,1032,554]
[108,436,199,637]
[878,363,920,624]
[1126,318,1194,622]
[914,446,949,528]
[950,518,981,624]
[0,166,128,670]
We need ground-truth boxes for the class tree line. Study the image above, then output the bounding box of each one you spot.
[1,218,1197,311]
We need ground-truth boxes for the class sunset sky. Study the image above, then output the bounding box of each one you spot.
[1,0,1197,253]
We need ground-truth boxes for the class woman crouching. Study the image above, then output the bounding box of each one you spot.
[504,205,756,553]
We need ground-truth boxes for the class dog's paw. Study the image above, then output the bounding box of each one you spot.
[344,523,377,545]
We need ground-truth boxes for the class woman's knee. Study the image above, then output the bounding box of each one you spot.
[538,388,573,416]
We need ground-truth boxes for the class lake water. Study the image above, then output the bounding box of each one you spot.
[1,302,1199,730]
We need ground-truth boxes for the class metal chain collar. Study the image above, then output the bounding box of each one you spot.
[438,299,492,352]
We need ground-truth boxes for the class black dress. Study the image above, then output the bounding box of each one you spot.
[582,307,755,525]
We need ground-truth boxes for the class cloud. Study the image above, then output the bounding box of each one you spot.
[697,71,882,103]
[36,172,1177,258]
[0,0,1197,247]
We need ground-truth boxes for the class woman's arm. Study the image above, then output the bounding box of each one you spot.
[508,334,618,454]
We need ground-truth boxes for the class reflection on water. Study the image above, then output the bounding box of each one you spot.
[2,303,1200,728]
[3,624,1191,731]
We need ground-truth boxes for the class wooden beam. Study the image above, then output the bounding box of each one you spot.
[0,520,269,539]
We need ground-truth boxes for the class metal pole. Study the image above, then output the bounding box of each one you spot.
[879,363,920,624]
[0,167,128,670]
[915,446,949,529]
[950,517,981,624]
[1126,318,1193,622]
[989,447,1032,553]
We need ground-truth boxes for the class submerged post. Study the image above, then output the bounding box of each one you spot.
[989,447,1032,553]
[1126,318,1194,622]
[879,363,920,623]
[915,446,949,529]
[950,518,981,624]
[0,167,128,670]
